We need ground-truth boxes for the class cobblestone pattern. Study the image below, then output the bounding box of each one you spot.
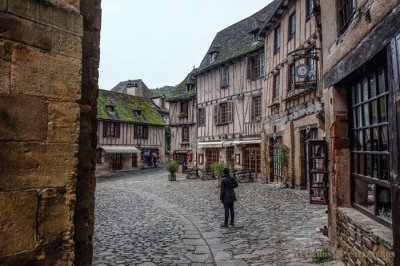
[94,169,335,265]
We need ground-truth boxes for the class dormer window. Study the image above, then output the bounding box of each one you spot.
[133,109,142,117]
[106,105,115,113]
[210,52,217,63]
[186,83,194,92]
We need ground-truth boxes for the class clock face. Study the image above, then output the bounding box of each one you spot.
[296,64,309,78]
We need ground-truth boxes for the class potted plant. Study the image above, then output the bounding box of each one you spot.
[210,161,231,186]
[166,160,179,181]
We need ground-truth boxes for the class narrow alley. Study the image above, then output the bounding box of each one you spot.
[93,170,331,265]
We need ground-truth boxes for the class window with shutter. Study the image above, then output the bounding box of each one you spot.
[259,53,265,77]
[227,102,233,123]
[246,57,252,80]
[103,121,120,138]
[221,66,229,87]
[198,108,206,127]
[213,105,219,125]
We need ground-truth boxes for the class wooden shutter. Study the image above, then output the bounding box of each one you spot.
[213,105,219,125]
[246,57,252,80]
[260,53,265,77]
[144,126,149,139]
[227,102,233,123]
[103,122,108,137]
[115,123,120,138]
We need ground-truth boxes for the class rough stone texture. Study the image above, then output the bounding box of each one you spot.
[336,208,394,266]
[0,0,101,264]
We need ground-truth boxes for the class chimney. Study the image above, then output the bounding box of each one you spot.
[126,81,143,97]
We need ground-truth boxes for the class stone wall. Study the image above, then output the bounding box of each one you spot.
[0,0,100,264]
[336,208,394,265]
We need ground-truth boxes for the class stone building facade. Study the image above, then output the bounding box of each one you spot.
[320,0,400,264]
[258,0,325,189]
[166,73,197,171]
[0,0,101,265]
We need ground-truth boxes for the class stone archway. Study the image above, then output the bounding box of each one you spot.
[0,1,101,265]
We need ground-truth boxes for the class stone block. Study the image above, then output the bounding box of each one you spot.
[48,102,80,143]
[0,191,37,255]
[0,13,52,51]
[52,29,82,59]
[35,242,74,265]
[38,188,73,245]
[0,41,12,93]
[0,142,78,191]
[10,44,82,101]
[0,93,48,141]
[8,0,83,36]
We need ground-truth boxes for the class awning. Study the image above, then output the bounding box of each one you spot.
[198,142,223,148]
[222,141,234,147]
[232,139,261,145]
[98,145,141,154]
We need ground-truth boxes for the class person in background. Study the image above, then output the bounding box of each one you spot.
[152,152,158,167]
[220,168,238,228]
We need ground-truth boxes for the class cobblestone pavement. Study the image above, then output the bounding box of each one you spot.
[94,169,336,266]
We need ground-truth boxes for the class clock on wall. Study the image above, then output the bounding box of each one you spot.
[296,64,309,78]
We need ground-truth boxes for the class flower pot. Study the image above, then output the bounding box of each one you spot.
[168,173,176,181]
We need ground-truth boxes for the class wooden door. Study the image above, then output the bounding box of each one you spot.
[112,154,122,170]
[205,149,220,170]
[389,34,400,265]
[132,154,138,167]
[243,145,261,173]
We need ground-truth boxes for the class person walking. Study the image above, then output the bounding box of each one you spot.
[220,168,238,228]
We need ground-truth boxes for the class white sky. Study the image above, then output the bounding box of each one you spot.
[99,0,273,90]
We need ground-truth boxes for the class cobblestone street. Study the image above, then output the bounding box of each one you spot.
[94,169,333,266]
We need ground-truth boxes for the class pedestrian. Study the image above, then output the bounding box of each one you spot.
[152,152,158,168]
[220,168,238,228]
[147,151,152,167]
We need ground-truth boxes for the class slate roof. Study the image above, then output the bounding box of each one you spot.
[195,0,282,74]
[97,89,165,126]
[150,86,177,99]
[166,70,197,102]
[111,79,154,99]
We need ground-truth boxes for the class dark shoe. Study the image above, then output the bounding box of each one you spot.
[220,224,228,228]
[229,223,234,227]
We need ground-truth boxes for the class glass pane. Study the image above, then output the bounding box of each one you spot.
[371,154,378,178]
[363,103,369,126]
[352,153,358,173]
[371,100,378,125]
[377,70,386,94]
[364,129,370,151]
[357,130,363,151]
[359,154,365,175]
[379,97,387,122]
[354,179,375,214]
[357,83,362,103]
[353,109,358,129]
[380,126,388,151]
[380,155,389,181]
[352,85,357,105]
[377,186,391,221]
[365,154,371,177]
[312,173,324,183]
[358,106,363,127]
[372,127,379,151]
[351,130,357,150]
[363,78,369,101]
[369,74,377,97]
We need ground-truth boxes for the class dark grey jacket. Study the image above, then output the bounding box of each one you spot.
[220,175,238,204]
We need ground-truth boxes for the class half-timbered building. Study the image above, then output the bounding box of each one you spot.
[96,89,166,171]
[194,1,281,173]
[166,73,197,170]
[320,0,400,264]
[258,0,325,189]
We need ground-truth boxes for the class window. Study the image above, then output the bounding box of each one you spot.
[227,147,234,166]
[273,72,280,99]
[274,25,281,53]
[103,122,120,138]
[221,66,229,87]
[243,145,261,173]
[288,12,296,40]
[134,125,148,139]
[186,83,194,92]
[246,53,265,80]
[252,96,262,120]
[306,48,317,81]
[338,0,356,34]
[106,105,115,113]
[133,109,142,117]
[306,0,314,19]
[272,137,283,181]
[181,101,188,115]
[198,107,206,127]
[182,126,190,142]
[213,102,233,125]
[210,52,217,63]
[288,64,295,90]
[350,67,391,223]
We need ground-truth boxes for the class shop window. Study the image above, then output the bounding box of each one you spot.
[350,67,391,223]
[243,145,261,173]
[226,147,235,167]
[205,149,220,170]
[103,122,120,138]
[134,125,149,139]
[337,0,356,34]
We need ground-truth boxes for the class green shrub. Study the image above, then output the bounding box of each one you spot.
[311,247,332,263]
[165,160,179,175]
[210,161,232,179]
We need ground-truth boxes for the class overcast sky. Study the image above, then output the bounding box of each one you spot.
[99,0,273,90]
